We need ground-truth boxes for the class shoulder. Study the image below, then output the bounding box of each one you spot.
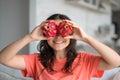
[22,53,39,57]
[77,51,98,58]
[22,53,40,62]
[75,51,101,62]
[22,53,42,68]
[21,53,42,77]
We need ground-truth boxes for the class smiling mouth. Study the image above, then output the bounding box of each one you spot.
[53,41,65,44]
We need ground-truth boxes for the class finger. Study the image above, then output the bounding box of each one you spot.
[47,37,54,40]
[64,20,79,28]
[37,36,47,41]
[42,37,48,40]
[39,21,46,27]
[64,35,73,39]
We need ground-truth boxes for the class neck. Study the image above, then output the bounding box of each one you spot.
[54,50,66,59]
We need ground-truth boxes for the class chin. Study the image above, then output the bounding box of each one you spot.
[53,47,65,51]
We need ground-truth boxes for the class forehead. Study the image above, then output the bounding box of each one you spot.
[54,19,63,25]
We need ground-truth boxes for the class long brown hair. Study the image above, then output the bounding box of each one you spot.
[37,13,77,73]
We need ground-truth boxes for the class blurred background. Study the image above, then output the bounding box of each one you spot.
[0,0,120,80]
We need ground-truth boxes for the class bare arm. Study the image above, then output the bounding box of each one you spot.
[0,35,33,70]
[84,35,120,70]
[0,25,47,70]
[67,21,120,70]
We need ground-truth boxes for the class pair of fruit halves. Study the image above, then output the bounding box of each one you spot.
[41,21,73,37]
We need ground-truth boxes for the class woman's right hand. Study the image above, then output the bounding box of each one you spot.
[29,21,48,41]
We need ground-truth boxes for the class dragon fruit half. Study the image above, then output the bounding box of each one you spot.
[58,21,73,37]
[41,21,57,38]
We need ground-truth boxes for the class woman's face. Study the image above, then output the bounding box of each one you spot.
[47,19,70,51]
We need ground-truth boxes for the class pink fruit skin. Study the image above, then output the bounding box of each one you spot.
[58,21,73,37]
[41,21,57,38]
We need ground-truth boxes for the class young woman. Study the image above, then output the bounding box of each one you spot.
[0,14,120,80]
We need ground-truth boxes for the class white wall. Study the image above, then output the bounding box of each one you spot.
[29,0,112,53]
[36,0,111,35]
[0,0,29,53]
[0,0,29,77]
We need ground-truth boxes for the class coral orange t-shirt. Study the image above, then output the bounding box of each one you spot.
[21,52,104,80]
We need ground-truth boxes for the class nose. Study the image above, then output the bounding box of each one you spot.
[55,34,62,39]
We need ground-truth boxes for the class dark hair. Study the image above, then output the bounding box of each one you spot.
[37,13,77,73]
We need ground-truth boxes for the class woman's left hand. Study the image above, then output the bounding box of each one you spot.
[64,20,89,42]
